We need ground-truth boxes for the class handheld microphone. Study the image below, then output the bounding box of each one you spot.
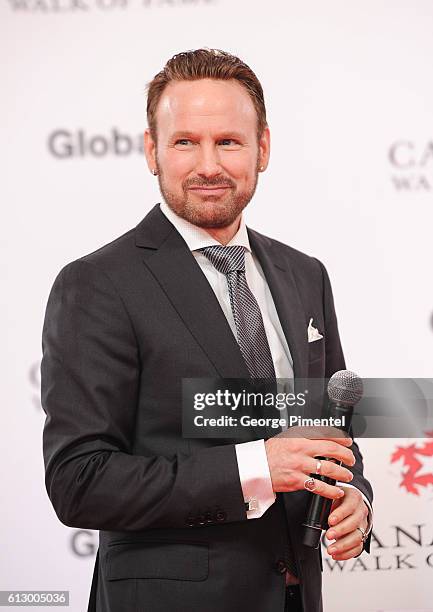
[302,370,363,549]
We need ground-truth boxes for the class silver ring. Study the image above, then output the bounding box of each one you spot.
[315,460,322,475]
[304,477,317,492]
[356,526,367,542]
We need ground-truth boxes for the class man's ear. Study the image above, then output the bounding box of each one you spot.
[143,129,157,174]
[258,126,271,171]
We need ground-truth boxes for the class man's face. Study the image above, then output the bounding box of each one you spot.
[144,78,270,228]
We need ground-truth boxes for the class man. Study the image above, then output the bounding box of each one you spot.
[41,48,373,612]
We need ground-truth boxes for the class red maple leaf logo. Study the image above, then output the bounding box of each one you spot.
[391,431,433,495]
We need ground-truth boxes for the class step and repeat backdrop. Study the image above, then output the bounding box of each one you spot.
[2,1,433,610]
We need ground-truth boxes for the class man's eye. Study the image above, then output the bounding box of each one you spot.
[174,138,239,147]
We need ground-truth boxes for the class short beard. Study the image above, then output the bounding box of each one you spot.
[156,160,260,229]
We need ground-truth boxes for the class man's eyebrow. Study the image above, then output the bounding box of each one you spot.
[170,131,247,140]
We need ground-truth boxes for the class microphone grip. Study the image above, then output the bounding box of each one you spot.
[302,456,342,549]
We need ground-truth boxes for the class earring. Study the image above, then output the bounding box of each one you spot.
[259,166,264,172]
[152,169,158,176]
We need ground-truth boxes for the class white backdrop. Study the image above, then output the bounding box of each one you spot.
[2,1,433,610]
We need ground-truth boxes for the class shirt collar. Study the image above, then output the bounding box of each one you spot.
[159,200,252,253]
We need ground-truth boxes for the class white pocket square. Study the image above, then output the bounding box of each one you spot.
[307,318,323,343]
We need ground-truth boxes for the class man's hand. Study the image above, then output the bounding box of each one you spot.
[264,427,356,501]
[325,487,369,560]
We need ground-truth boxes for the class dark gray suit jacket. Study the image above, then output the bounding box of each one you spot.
[41,204,373,612]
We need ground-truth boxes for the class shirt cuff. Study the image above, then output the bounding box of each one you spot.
[336,482,373,535]
[235,439,276,519]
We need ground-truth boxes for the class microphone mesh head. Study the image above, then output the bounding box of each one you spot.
[327,370,363,406]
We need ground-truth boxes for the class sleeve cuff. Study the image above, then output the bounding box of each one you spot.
[235,439,276,519]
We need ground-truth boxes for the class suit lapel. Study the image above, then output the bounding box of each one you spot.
[136,205,250,380]
[135,206,309,380]
[248,228,309,380]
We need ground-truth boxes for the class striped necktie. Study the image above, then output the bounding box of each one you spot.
[200,245,275,379]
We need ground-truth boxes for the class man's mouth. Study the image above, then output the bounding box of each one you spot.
[188,186,231,195]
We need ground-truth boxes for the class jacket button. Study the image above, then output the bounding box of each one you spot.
[215,510,227,522]
[186,516,196,527]
[275,560,287,574]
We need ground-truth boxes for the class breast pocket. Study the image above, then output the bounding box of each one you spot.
[308,337,325,361]
[307,338,325,379]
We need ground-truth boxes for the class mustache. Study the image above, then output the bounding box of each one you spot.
[184,178,235,189]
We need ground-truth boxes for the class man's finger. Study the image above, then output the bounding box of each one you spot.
[309,440,355,466]
[300,476,346,501]
[304,457,354,483]
[328,490,361,526]
[328,542,364,561]
[326,510,363,540]
[327,529,364,556]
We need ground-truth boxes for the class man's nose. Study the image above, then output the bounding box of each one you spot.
[195,144,222,178]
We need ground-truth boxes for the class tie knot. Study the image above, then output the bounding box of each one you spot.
[200,245,246,275]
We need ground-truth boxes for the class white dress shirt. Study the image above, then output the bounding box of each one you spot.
[159,201,372,541]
